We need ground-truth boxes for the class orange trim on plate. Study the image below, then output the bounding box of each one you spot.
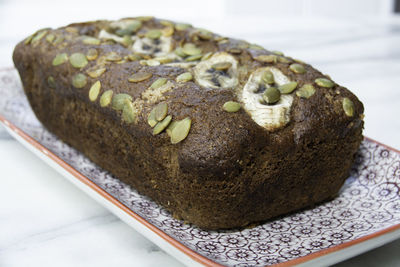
[1,66,400,267]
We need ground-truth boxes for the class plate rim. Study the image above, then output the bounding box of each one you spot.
[1,67,400,266]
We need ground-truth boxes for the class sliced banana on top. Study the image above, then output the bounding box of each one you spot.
[132,36,172,56]
[240,67,294,131]
[193,52,238,89]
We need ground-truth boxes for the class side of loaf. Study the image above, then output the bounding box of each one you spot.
[13,17,364,229]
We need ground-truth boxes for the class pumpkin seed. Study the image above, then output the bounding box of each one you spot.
[182,43,202,56]
[315,78,334,88]
[31,30,48,45]
[296,84,315,99]
[89,81,101,102]
[47,76,56,88]
[105,52,122,61]
[211,62,232,71]
[254,54,277,63]
[277,56,291,63]
[65,27,78,33]
[112,93,133,110]
[223,101,241,112]
[137,16,153,21]
[154,56,173,64]
[166,120,177,137]
[154,102,168,121]
[87,67,106,78]
[262,87,281,104]
[162,26,174,37]
[146,29,162,39]
[150,78,167,89]
[83,37,101,45]
[176,72,193,82]
[249,44,264,50]
[53,35,64,45]
[128,72,152,82]
[147,107,158,127]
[261,70,274,84]
[278,82,298,94]
[121,35,133,47]
[228,48,242,54]
[144,59,160,66]
[160,20,174,27]
[174,47,186,57]
[201,52,213,61]
[24,34,34,45]
[185,54,202,61]
[70,53,88,68]
[127,54,142,61]
[52,53,68,66]
[122,100,136,124]
[171,117,191,144]
[342,97,354,117]
[272,50,284,56]
[71,73,87,88]
[100,90,113,107]
[175,23,191,31]
[153,115,172,135]
[46,34,55,43]
[86,48,99,61]
[197,29,212,40]
[289,63,306,74]
[115,21,142,36]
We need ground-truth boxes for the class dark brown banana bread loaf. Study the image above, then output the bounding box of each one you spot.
[13,17,364,230]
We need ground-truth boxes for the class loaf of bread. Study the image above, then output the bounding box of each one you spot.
[13,17,364,230]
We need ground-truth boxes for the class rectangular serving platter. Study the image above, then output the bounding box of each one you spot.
[2,68,400,266]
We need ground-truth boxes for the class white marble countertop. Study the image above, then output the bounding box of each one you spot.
[1,7,400,266]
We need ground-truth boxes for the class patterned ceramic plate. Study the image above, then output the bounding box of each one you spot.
[1,68,400,267]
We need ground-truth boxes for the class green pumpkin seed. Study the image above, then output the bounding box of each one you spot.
[211,62,232,71]
[127,54,142,61]
[86,48,99,61]
[31,30,48,45]
[47,76,56,88]
[153,115,172,135]
[46,34,55,43]
[223,101,241,112]
[342,97,354,117]
[162,26,174,37]
[87,67,106,78]
[112,93,133,110]
[254,54,277,63]
[160,20,174,27]
[72,73,87,88]
[105,52,122,61]
[100,90,113,107]
[121,35,133,47]
[115,20,142,36]
[182,43,202,56]
[52,53,68,66]
[296,84,315,99]
[315,78,334,88]
[83,37,101,45]
[262,87,281,104]
[174,47,186,57]
[175,23,191,31]
[185,54,202,61]
[176,72,193,82]
[154,102,168,121]
[70,53,88,68]
[197,29,212,40]
[150,78,167,89]
[171,117,191,144]
[272,50,284,56]
[201,52,213,61]
[53,35,64,45]
[166,120,178,137]
[24,34,34,45]
[249,44,264,50]
[144,59,160,66]
[146,29,162,39]
[261,70,274,84]
[128,72,152,83]
[289,63,306,74]
[89,81,101,102]
[122,100,136,124]
[228,48,242,54]
[277,56,291,63]
[137,16,153,22]
[147,107,158,127]
[278,82,298,94]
